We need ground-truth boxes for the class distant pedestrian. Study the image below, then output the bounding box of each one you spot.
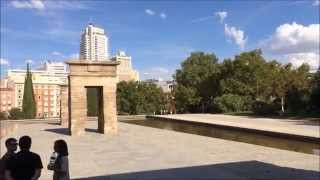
[6,135,43,180]
[48,139,70,180]
[0,138,17,180]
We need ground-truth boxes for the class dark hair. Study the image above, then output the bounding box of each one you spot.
[5,138,17,147]
[19,136,32,150]
[54,139,68,156]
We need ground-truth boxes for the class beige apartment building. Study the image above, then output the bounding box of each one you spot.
[112,51,139,82]
[0,78,15,113]
[6,61,68,118]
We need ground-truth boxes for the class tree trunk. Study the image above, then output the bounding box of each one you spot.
[281,96,284,114]
[201,102,205,113]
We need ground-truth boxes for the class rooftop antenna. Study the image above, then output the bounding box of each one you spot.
[88,17,93,26]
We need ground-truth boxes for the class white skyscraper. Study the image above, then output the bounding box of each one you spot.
[79,24,109,61]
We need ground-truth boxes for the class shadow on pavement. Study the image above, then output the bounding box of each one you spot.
[72,160,319,180]
[44,128,69,135]
[85,128,98,133]
[44,128,99,135]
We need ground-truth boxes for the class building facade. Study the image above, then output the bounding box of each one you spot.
[6,61,68,118]
[144,79,175,93]
[111,51,139,82]
[80,23,109,61]
[0,78,15,113]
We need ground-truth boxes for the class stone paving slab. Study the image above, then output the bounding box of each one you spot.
[151,114,320,138]
[0,120,319,180]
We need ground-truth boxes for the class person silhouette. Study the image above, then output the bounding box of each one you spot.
[6,136,43,180]
[0,138,17,180]
[48,139,70,180]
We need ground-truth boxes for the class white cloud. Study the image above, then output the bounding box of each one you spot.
[10,0,87,10]
[190,16,214,23]
[0,58,9,65]
[69,53,79,60]
[224,24,247,50]
[160,13,167,19]
[261,22,320,71]
[51,51,64,57]
[141,67,172,80]
[261,22,319,54]
[145,9,155,15]
[25,59,34,64]
[11,0,45,10]
[44,1,87,10]
[215,11,228,23]
[313,0,320,6]
[286,52,319,71]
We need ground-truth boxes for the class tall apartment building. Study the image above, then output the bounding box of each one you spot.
[80,23,109,61]
[6,61,68,118]
[111,51,139,82]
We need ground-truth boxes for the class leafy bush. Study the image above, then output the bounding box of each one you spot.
[116,81,168,115]
[252,100,279,115]
[0,111,8,120]
[214,94,252,113]
[9,108,24,120]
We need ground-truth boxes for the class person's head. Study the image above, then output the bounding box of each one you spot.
[54,139,68,156]
[19,136,32,151]
[5,138,18,152]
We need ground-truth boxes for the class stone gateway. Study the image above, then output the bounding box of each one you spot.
[61,60,119,136]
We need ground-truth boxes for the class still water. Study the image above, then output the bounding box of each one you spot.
[120,117,320,155]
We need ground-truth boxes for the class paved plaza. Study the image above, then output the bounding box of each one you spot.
[0,117,319,179]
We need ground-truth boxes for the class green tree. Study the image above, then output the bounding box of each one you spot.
[117,81,167,115]
[22,63,36,119]
[219,49,266,98]
[285,64,312,113]
[310,70,320,112]
[174,52,220,113]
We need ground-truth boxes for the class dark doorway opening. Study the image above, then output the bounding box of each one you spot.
[86,86,104,133]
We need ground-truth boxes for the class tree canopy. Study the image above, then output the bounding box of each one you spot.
[174,49,319,115]
[117,81,167,115]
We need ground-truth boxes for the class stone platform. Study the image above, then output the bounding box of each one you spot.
[149,114,320,139]
[0,118,319,179]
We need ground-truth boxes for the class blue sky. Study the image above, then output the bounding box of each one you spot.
[1,0,319,80]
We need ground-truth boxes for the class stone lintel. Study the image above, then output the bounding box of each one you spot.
[66,60,120,66]
[67,60,119,77]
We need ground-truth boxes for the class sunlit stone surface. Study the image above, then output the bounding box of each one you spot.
[0,117,319,180]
